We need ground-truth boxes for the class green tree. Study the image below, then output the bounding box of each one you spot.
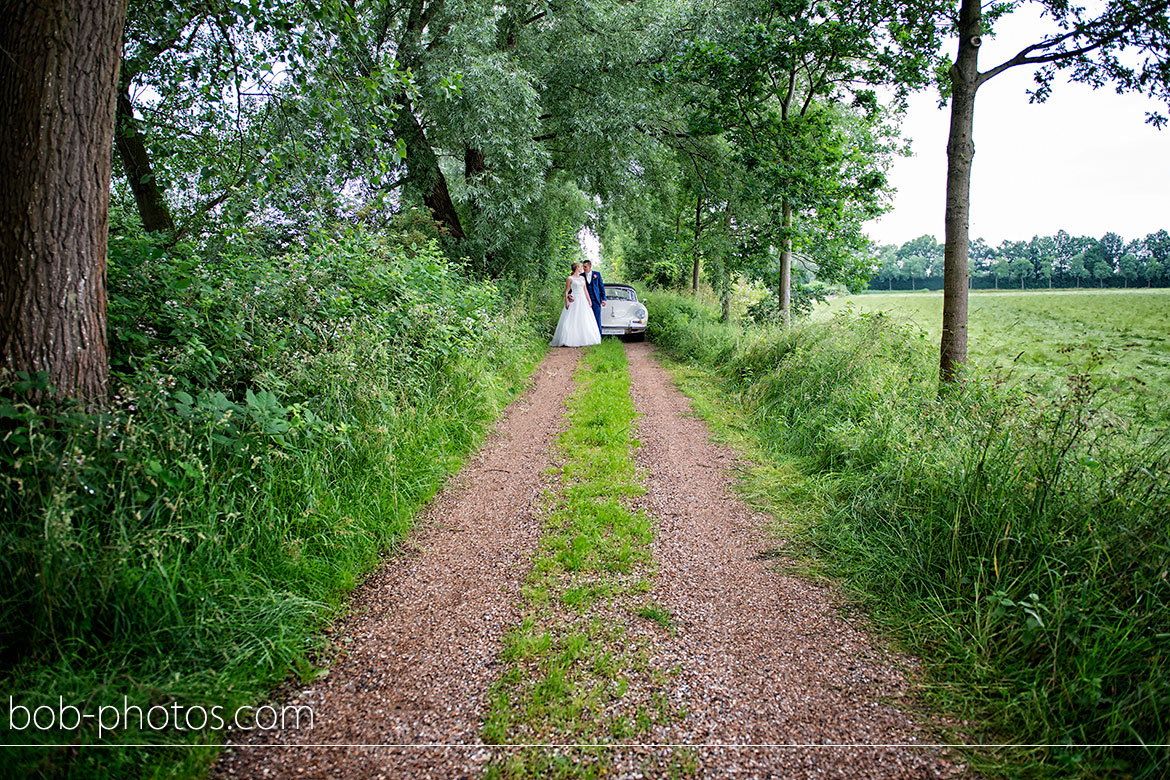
[392,0,690,276]
[1028,234,1057,288]
[114,0,354,240]
[1092,260,1114,287]
[897,234,942,290]
[1146,229,1170,266]
[871,243,902,290]
[1119,252,1139,287]
[968,236,994,286]
[673,0,943,323]
[939,0,1170,381]
[1051,230,1098,286]
[993,255,1012,289]
[1091,253,1115,287]
[1068,252,1088,288]
[1147,258,1166,285]
[1009,256,1033,289]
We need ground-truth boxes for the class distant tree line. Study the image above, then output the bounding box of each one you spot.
[868,229,1170,291]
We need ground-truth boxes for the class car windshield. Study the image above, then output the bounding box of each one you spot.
[606,287,636,301]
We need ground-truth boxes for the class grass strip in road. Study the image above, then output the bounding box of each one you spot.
[483,339,689,779]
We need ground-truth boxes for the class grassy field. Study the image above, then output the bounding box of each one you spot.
[814,288,1170,423]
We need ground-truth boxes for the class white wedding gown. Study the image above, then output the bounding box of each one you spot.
[550,275,601,347]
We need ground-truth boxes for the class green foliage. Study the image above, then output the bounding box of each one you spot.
[116,0,408,238]
[993,1,1170,129]
[647,292,1170,779]
[657,0,943,308]
[0,227,543,777]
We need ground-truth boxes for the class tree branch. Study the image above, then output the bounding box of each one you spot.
[977,0,1170,87]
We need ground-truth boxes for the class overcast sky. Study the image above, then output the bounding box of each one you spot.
[864,6,1170,248]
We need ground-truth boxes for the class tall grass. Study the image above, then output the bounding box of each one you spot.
[647,291,1170,779]
[0,229,545,778]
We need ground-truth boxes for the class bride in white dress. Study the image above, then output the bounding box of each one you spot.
[550,262,602,347]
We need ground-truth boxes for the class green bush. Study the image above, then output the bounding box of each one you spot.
[0,227,543,777]
[647,292,1170,778]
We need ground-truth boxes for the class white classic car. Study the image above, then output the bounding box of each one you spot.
[601,284,648,340]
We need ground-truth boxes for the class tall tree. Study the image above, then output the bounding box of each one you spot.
[115,78,175,234]
[675,0,942,323]
[871,243,902,290]
[113,0,343,241]
[1,0,128,401]
[1119,252,1140,287]
[939,0,1170,381]
[898,234,942,289]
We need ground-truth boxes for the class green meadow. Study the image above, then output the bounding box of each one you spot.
[815,288,1170,423]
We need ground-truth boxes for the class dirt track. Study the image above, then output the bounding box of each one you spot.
[212,343,970,779]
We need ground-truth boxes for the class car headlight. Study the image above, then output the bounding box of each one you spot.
[636,306,647,319]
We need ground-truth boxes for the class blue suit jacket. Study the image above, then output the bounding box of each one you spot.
[585,271,606,308]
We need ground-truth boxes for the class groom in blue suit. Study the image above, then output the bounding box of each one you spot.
[582,260,607,336]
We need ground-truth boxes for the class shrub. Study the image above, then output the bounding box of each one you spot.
[0,227,543,777]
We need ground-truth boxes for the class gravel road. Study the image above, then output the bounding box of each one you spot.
[211,343,973,779]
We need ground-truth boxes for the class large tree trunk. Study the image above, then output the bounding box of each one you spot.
[778,196,792,326]
[395,93,465,241]
[464,145,490,275]
[0,0,127,402]
[390,0,464,245]
[465,145,487,181]
[940,0,981,383]
[115,81,175,235]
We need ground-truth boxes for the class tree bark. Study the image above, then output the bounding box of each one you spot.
[465,145,486,182]
[720,272,731,321]
[0,0,127,402]
[395,93,465,241]
[940,0,981,383]
[390,0,464,244]
[115,81,175,235]
[778,196,792,326]
[463,144,490,274]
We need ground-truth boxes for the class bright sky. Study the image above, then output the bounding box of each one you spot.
[864,6,1170,248]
